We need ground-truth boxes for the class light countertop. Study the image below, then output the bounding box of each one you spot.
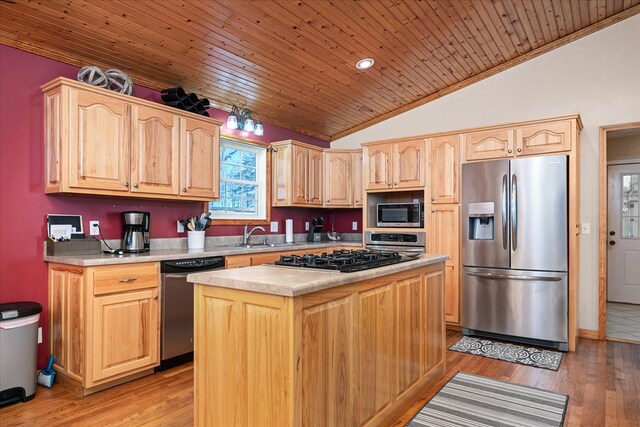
[44,241,361,266]
[187,254,448,296]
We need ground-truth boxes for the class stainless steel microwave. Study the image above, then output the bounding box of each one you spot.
[376,203,423,228]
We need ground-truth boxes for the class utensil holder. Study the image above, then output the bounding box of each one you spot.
[187,230,205,250]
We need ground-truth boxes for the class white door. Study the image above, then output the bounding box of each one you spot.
[608,163,640,303]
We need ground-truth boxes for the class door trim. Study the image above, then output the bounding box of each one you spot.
[598,122,640,340]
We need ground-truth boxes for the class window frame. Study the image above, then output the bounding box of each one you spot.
[204,135,271,225]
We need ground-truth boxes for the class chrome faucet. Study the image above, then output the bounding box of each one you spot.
[243,223,266,245]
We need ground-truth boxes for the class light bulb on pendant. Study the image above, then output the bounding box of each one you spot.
[244,117,255,133]
[254,120,264,136]
[226,112,238,130]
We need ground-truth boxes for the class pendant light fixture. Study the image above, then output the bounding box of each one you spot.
[226,105,264,136]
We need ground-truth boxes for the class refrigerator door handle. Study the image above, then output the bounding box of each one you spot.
[465,271,562,281]
[502,174,508,250]
[511,174,518,251]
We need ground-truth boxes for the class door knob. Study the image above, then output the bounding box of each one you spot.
[182,187,187,192]
[609,240,616,245]
[609,231,616,236]
[124,181,129,188]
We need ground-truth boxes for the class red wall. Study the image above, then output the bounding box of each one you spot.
[0,45,361,367]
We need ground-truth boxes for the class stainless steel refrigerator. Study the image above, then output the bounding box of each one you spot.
[461,154,569,351]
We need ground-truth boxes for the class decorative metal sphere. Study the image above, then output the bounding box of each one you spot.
[105,69,133,95]
[77,66,108,88]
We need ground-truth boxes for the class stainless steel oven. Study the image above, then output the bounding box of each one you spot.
[159,256,225,370]
[365,231,426,254]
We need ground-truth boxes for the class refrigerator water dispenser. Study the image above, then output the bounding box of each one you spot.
[468,202,494,240]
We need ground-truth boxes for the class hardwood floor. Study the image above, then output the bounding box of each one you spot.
[2,331,639,426]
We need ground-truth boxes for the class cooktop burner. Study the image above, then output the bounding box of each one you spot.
[274,249,410,273]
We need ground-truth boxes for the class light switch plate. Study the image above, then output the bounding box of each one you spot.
[177,220,185,233]
[89,221,100,236]
[305,222,309,231]
[352,221,358,231]
[581,223,591,234]
[270,221,278,232]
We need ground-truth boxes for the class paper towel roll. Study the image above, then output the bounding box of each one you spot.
[285,219,294,243]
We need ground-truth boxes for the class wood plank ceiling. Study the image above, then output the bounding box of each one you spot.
[1,0,639,141]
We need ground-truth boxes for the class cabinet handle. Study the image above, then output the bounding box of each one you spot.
[124,181,129,188]
[182,187,187,192]
[431,209,436,213]
[507,149,512,154]
[133,182,138,188]
[154,295,159,300]
[431,197,435,201]
[118,278,138,283]
[517,148,522,153]
[393,182,398,186]
[326,200,330,203]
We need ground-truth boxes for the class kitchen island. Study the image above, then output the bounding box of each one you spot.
[188,254,447,427]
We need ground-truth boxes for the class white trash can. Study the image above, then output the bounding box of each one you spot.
[0,301,42,406]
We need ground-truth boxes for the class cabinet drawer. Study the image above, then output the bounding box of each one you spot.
[92,263,159,295]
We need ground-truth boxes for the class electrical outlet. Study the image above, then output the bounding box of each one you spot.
[305,221,309,231]
[37,327,42,344]
[89,221,100,236]
[352,221,358,231]
[270,221,278,232]
[581,223,591,234]
[177,220,185,233]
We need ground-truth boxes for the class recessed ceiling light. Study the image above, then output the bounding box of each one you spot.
[356,58,375,70]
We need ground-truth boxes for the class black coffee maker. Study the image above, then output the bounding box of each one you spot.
[122,211,150,252]
[307,217,323,242]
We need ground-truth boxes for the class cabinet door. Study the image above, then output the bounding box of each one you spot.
[89,288,159,384]
[428,205,460,324]
[430,135,460,204]
[68,88,130,191]
[395,274,422,398]
[292,145,309,204]
[180,116,219,199]
[130,104,180,195]
[358,284,393,424]
[272,144,292,206]
[323,151,352,207]
[352,150,363,207]
[302,294,354,426]
[308,148,323,205]
[515,120,573,156]
[463,128,514,161]
[364,144,393,190]
[393,139,426,189]
[423,269,445,373]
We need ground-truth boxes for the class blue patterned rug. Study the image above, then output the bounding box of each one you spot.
[449,336,564,371]
[406,372,568,426]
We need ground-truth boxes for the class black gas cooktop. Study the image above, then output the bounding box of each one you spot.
[274,249,411,273]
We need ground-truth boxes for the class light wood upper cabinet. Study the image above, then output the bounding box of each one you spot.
[180,116,220,199]
[463,118,576,162]
[515,120,573,156]
[463,128,514,161]
[43,77,221,201]
[352,150,363,207]
[430,135,460,204]
[393,140,426,189]
[323,151,353,207]
[130,104,180,195]
[363,139,426,190]
[364,143,393,190]
[48,262,160,394]
[68,89,130,192]
[271,140,323,206]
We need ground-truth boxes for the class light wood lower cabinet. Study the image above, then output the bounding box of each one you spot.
[48,262,160,395]
[194,262,445,427]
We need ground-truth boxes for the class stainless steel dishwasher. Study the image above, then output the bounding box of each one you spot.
[159,255,225,370]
